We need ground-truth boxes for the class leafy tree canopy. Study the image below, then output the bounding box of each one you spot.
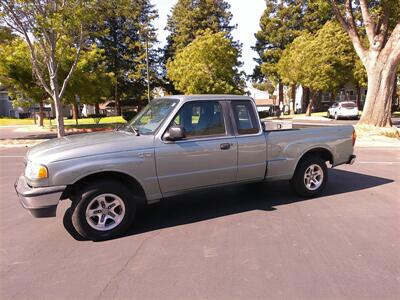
[165,0,235,60]
[253,0,332,84]
[167,30,244,94]
[0,25,15,45]
[90,0,159,107]
[0,36,44,108]
[62,44,113,106]
[277,21,365,92]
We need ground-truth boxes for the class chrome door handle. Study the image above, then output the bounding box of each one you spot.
[220,143,231,150]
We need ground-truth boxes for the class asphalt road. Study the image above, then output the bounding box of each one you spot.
[0,146,399,299]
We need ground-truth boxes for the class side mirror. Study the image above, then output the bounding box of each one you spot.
[164,126,185,141]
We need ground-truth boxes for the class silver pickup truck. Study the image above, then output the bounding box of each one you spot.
[15,95,356,240]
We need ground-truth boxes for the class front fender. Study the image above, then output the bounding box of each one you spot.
[47,150,162,202]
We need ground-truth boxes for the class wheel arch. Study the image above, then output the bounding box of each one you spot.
[61,171,147,206]
[290,148,330,197]
[294,147,334,173]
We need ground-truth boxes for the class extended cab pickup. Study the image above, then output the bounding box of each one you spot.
[15,95,356,240]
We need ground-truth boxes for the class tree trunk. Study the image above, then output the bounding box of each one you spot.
[359,61,397,127]
[95,103,100,115]
[115,83,121,116]
[72,103,79,120]
[39,98,44,127]
[356,85,361,110]
[53,93,65,137]
[116,100,122,116]
[305,90,318,116]
[330,91,336,102]
[33,107,36,125]
[278,81,284,107]
[290,84,296,115]
[392,75,398,110]
[48,57,65,137]
[329,0,400,127]
[71,103,79,126]
[302,87,310,113]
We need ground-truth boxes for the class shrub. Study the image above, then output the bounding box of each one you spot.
[87,113,106,125]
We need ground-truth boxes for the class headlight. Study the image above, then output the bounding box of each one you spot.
[25,162,48,179]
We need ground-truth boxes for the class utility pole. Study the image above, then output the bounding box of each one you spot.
[145,28,150,104]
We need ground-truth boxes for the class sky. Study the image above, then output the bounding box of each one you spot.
[151,0,266,77]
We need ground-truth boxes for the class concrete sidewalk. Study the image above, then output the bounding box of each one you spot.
[0,125,113,147]
[0,125,54,140]
[355,135,400,147]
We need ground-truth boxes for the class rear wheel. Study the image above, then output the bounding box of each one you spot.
[70,180,136,240]
[290,155,328,197]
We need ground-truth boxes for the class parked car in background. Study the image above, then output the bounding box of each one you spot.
[327,101,359,120]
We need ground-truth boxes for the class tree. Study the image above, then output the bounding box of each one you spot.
[278,21,359,115]
[252,80,276,97]
[165,0,235,60]
[0,33,46,126]
[0,0,93,137]
[164,0,238,92]
[91,0,159,115]
[167,30,245,94]
[61,44,113,120]
[253,0,331,106]
[0,24,14,43]
[329,0,400,127]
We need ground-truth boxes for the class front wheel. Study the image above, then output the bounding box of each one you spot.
[290,155,328,197]
[70,180,136,240]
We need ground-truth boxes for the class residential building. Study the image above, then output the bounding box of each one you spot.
[0,87,18,117]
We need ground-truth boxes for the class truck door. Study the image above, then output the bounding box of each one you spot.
[230,100,267,181]
[155,100,238,195]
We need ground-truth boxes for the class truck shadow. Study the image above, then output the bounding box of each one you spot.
[63,168,393,241]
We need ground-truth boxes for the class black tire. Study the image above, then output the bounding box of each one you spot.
[70,180,136,240]
[290,155,328,197]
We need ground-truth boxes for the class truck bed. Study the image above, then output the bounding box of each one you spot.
[264,125,354,181]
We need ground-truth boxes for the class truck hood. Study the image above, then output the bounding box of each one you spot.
[26,131,154,164]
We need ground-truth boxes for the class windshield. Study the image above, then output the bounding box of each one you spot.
[124,98,179,135]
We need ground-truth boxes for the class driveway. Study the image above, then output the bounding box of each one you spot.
[0,146,399,299]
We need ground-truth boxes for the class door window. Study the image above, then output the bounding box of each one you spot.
[172,101,226,138]
[232,101,259,135]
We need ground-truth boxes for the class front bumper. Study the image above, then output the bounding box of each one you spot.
[14,175,66,218]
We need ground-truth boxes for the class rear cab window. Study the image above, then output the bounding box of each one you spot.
[231,101,260,135]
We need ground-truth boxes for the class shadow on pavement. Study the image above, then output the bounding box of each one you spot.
[63,168,393,241]
[13,133,58,140]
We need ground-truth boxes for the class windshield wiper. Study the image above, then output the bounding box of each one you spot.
[116,123,140,136]
[126,124,140,136]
